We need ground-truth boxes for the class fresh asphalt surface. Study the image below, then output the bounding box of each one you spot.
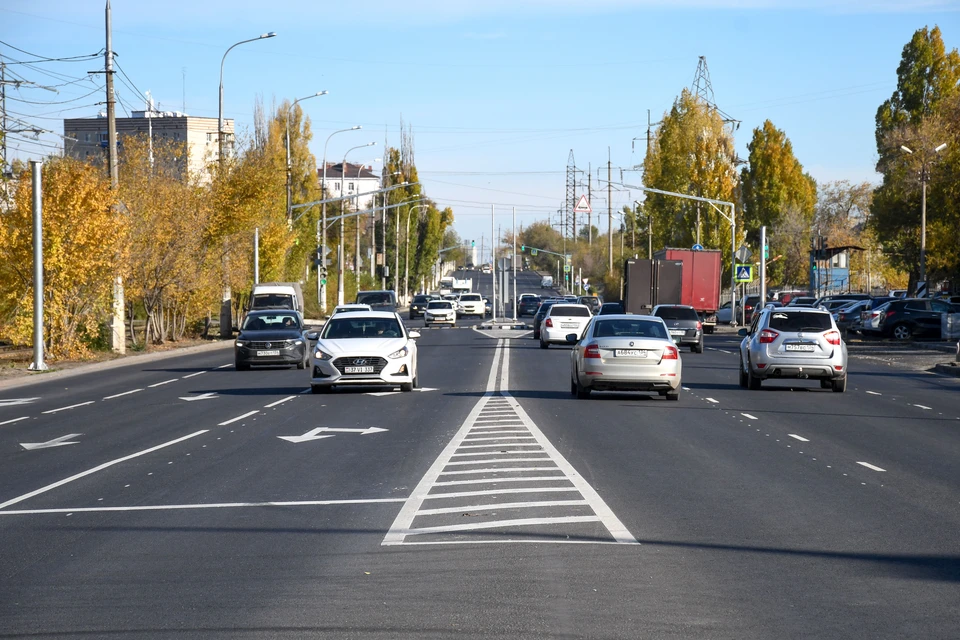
[1,269,959,638]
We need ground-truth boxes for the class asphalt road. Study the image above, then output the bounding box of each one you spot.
[2,300,959,638]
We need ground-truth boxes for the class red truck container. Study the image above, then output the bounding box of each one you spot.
[653,248,722,332]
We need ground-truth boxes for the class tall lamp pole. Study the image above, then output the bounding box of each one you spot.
[286,91,327,223]
[319,126,361,312]
[338,141,376,305]
[217,31,276,339]
[901,142,947,288]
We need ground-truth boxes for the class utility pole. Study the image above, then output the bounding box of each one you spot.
[28,161,47,371]
[607,148,613,273]
[104,1,124,353]
[587,163,592,245]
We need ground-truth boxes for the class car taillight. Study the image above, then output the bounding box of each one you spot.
[661,345,679,360]
[746,305,753,311]
[758,329,779,344]
[824,330,841,345]
[886,310,896,318]
[696,321,702,330]
[545,318,553,328]
[584,344,601,359]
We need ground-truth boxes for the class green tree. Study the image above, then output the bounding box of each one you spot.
[519,221,563,272]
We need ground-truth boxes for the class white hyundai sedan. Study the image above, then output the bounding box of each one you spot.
[569,314,682,400]
[424,300,457,326]
[308,312,420,393]
[539,303,593,348]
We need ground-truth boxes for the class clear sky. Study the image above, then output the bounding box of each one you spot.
[3,0,958,256]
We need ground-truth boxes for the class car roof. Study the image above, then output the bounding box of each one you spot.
[593,313,661,322]
[327,311,400,319]
[653,304,695,310]
[247,309,299,316]
[548,303,592,311]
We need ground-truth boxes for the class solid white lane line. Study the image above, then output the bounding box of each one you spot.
[103,389,143,400]
[857,461,887,472]
[0,430,209,510]
[439,467,560,476]
[182,371,206,379]
[498,342,637,545]
[416,500,589,516]
[912,404,932,410]
[866,391,882,396]
[148,379,178,388]
[218,410,259,426]
[216,364,233,369]
[264,395,297,408]
[401,515,602,537]
[0,497,407,516]
[705,397,719,404]
[445,457,551,466]
[787,434,809,442]
[0,417,30,426]
[42,401,95,414]
[451,450,549,457]
[433,476,570,487]
[741,413,758,420]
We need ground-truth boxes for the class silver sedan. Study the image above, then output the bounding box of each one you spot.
[569,314,682,400]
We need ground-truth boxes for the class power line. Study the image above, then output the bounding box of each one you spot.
[0,39,102,63]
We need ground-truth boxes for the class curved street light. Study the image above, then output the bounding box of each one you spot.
[286,91,328,222]
[338,141,377,305]
[901,142,948,286]
[218,32,276,168]
[318,126,361,312]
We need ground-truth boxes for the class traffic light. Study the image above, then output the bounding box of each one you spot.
[318,266,328,285]
[471,239,475,248]
[763,243,769,260]
[520,244,526,252]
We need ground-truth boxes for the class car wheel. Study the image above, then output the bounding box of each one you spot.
[235,360,250,371]
[570,376,578,396]
[693,340,704,354]
[539,338,549,349]
[891,323,912,341]
[747,362,762,390]
[400,382,414,392]
[831,375,847,393]
[575,376,591,399]
[665,388,680,401]
[738,359,748,388]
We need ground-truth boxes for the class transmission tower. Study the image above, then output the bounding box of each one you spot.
[565,149,577,241]
[690,55,740,131]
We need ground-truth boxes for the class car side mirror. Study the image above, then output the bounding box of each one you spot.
[565,333,578,344]
[304,331,319,340]
[737,328,748,337]
[408,331,421,339]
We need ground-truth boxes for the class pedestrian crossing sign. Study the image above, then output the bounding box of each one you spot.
[735,264,754,283]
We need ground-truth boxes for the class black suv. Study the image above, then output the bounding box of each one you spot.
[409,294,435,319]
[518,296,541,317]
[577,296,603,315]
[653,304,704,353]
[878,298,959,340]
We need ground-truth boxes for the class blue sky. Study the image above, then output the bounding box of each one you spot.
[3,0,958,252]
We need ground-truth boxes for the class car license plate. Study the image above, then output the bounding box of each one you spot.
[785,344,815,352]
[615,349,645,358]
[345,366,375,373]
[256,350,280,356]
[669,330,685,336]
[561,322,578,328]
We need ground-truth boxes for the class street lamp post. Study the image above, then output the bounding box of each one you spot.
[338,142,376,305]
[286,91,327,223]
[319,126,361,312]
[901,142,948,288]
[217,31,276,339]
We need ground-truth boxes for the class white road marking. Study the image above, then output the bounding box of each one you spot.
[264,395,297,408]
[787,434,809,442]
[298,388,313,394]
[20,433,82,450]
[0,416,30,426]
[456,443,543,450]
[718,349,732,354]
[705,397,719,404]
[463,429,527,435]
[741,413,758,420]
[682,387,690,391]
[400,515,602,537]
[367,391,400,397]
[857,461,887,472]
[445,457,550,466]
[216,364,233,369]
[421,487,581,500]
[439,467,560,476]
[451,450,550,458]
[0,430,208,510]
[218,410,259,426]
[462,436,537,442]
[181,371,206,379]
[0,497,406,516]
[417,500,588,515]
[433,476,569,487]
[179,392,218,402]
[103,389,143,400]
[0,397,39,407]
[42,401,95,414]
[912,404,932,410]
[866,391,882,396]
[148,379,178,388]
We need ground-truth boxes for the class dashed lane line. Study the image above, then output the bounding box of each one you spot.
[103,389,143,400]
[787,434,809,442]
[857,461,887,472]
[0,497,406,516]
[218,410,259,426]
[741,413,758,420]
[42,401,95,415]
[0,416,30,426]
[264,395,297,408]
[866,391,882,396]
[148,379,178,388]
[181,371,206,379]
[912,404,932,410]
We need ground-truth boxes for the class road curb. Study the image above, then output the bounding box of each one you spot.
[0,339,234,391]
[933,362,960,378]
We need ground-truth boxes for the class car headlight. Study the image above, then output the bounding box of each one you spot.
[388,346,409,359]
[294,339,304,346]
[235,340,245,347]
[315,349,333,360]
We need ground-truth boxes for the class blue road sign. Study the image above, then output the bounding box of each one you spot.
[692,243,704,251]
[735,264,754,283]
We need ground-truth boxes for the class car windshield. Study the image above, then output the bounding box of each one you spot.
[334,306,367,314]
[356,292,394,305]
[322,317,403,339]
[551,306,591,317]
[242,313,300,331]
[460,294,482,301]
[413,296,431,303]
[252,293,294,309]
[428,301,452,309]
[593,319,668,340]
[655,307,699,321]
[767,312,833,332]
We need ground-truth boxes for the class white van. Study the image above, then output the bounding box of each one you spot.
[541,276,554,289]
[250,282,304,315]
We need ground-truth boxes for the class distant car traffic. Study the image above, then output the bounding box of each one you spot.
[577,296,603,315]
[309,311,419,393]
[424,300,457,326]
[409,294,436,319]
[235,310,307,371]
[518,296,541,317]
[539,304,592,348]
[738,306,847,392]
[457,293,485,318]
[331,304,372,316]
[569,314,682,400]
[652,304,703,353]
[597,302,624,315]
[356,290,398,313]
[877,298,959,340]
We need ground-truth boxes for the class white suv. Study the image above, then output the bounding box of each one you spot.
[457,293,485,318]
[540,304,593,348]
